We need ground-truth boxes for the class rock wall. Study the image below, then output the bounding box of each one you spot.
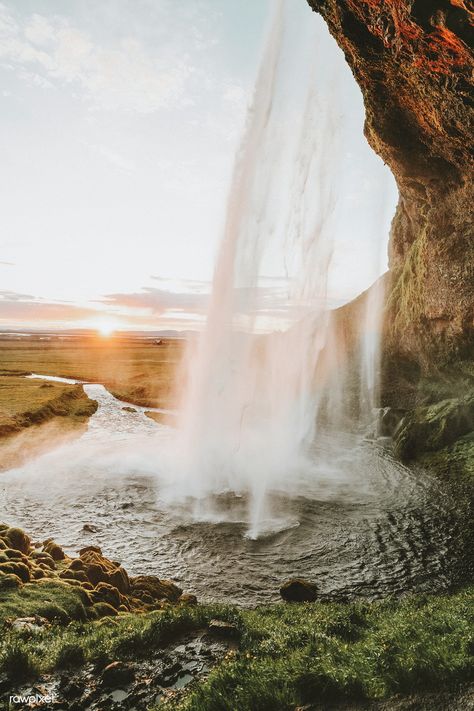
[307,0,474,372]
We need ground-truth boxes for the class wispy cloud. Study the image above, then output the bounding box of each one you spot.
[99,287,210,315]
[0,291,98,321]
[0,3,193,113]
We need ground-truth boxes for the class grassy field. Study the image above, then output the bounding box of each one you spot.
[0,335,185,409]
[0,373,98,469]
[0,335,185,467]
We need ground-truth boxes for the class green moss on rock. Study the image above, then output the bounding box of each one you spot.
[394,393,474,462]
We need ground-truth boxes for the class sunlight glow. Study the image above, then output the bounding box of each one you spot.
[94,318,120,337]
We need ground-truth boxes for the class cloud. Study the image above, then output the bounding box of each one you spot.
[0,4,193,113]
[100,283,295,318]
[0,290,97,322]
[99,287,210,315]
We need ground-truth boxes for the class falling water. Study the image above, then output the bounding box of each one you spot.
[172,1,387,538]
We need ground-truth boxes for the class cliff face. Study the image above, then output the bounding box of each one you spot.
[307,0,474,371]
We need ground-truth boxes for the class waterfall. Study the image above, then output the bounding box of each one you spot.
[169,0,387,538]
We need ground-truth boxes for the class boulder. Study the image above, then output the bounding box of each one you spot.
[30,550,56,569]
[101,661,135,688]
[0,572,22,590]
[394,393,474,461]
[78,548,130,594]
[0,561,30,583]
[178,593,198,606]
[280,578,318,602]
[208,619,239,639]
[79,545,102,556]
[2,528,30,554]
[130,575,182,602]
[91,602,118,618]
[91,582,122,609]
[10,616,50,634]
[43,541,66,561]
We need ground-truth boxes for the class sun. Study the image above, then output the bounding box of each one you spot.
[94,318,119,338]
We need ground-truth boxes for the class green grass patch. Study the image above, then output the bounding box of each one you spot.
[0,579,90,625]
[0,587,472,708]
[174,591,473,710]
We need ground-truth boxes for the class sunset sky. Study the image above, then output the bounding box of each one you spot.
[0,0,397,333]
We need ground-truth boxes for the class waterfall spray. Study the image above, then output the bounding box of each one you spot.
[170,0,386,537]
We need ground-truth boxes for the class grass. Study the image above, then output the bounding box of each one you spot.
[0,586,472,708]
[0,335,185,409]
[0,578,90,626]
[0,373,98,469]
[0,375,97,434]
[0,334,185,467]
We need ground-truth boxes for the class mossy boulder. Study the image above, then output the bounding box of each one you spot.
[0,561,31,583]
[394,393,474,462]
[78,548,130,594]
[30,550,56,569]
[1,527,30,554]
[91,582,122,610]
[0,573,22,591]
[43,541,66,561]
[130,575,182,603]
[91,602,119,618]
[419,432,474,480]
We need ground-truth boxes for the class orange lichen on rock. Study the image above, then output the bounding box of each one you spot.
[414,26,474,74]
[449,0,474,24]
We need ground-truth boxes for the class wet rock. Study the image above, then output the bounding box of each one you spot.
[130,575,182,603]
[378,407,406,437]
[157,661,182,687]
[101,661,135,688]
[61,680,84,699]
[208,620,239,639]
[43,541,66,561]
[394,394,474,462]
[10,616,50,634]
[178,593,198,606]
[280,578,318,602]
[82,524,99,533]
